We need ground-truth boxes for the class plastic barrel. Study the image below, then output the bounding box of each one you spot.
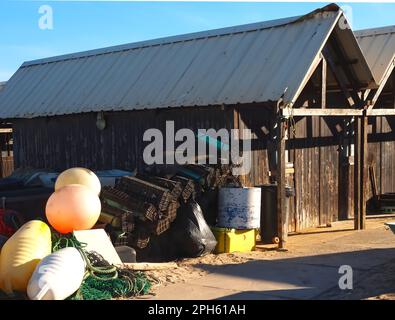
[258,184,295,244]
[217,187,261,229]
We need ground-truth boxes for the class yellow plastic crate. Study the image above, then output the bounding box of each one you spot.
[211,227,256,253]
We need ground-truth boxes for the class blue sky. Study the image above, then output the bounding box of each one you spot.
[1,1,395,81]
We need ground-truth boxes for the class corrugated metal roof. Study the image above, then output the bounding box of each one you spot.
[355,26,395,85]
[0,4,375,119]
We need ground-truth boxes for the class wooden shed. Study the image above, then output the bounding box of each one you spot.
[0,4,391,248]
[347,26,395,218]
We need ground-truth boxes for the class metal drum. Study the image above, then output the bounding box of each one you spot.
[218,187,261,229]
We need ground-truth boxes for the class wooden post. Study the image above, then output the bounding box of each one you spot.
[354,116,361,230]
[233,107,246,187]
[321,58,327,109]
[360,112,368,229]
[276,113,287,249]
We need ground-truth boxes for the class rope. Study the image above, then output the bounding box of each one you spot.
[52,233,118,281]
[52,232,152,300]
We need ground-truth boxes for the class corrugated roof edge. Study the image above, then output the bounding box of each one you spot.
[355,25,395,38]
[21,3,340,68]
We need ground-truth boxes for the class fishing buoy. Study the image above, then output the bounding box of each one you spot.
[46,184,101,234]
[0,220,52,294]
[27,247,86,300]
[55,167,101,195]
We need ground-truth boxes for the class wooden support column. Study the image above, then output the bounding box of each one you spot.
[232,107,246,186]
[276,112,287,249]
[321,57,327,109]
[354,116,361,230]
[354,112,367,230]
[360,112,368,229]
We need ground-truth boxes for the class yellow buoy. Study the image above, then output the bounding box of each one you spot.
[55,167,101,195]
[0,220,52,295]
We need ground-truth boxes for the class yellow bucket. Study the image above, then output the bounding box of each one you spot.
[211,227,256,253]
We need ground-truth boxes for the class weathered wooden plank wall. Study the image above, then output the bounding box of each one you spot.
[379,116,395,194]
[236,106,271,187]
[13,107,233,172]
[237,108,340,232]
[290,117,339,231]
[341,116,395,217]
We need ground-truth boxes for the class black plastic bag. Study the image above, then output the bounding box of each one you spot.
[196,189,218,226]
[135,200,217,262]
[171,200,217,257]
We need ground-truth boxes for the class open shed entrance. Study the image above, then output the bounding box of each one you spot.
[0,122,13,178]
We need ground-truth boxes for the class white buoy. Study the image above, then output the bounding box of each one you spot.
[27,247,86,300]
[218,187,261,229]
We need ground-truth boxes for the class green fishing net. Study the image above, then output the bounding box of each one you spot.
[52,232,152,300]
[69,272,152,300]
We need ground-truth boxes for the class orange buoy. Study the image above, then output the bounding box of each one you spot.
[46,184,101,234]
[55,167,101,195]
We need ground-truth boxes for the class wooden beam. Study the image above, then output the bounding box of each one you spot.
[367,109,395,116]
[321,57,327,109]
[233,107,246,187]
[322,48,357,108]
[282,108,362,117]
[282,108,395,117]
[363,89,372,102]
[354,116,361,230]
[360,113,368,230]
[276,115,287,250]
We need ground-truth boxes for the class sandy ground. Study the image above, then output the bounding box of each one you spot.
[137,216,395,300]
[141,253,251,296]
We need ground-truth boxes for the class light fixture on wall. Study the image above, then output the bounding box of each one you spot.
[96,111,106,131]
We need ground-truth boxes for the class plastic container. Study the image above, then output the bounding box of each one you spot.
[115,246,137,263]
[218,187,261,229]
[27,247,86,300]
[258,184,295,244]
[211,227,256,253]
[0,220,52,294]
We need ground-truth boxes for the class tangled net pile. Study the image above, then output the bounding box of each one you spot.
[52,233,152,300]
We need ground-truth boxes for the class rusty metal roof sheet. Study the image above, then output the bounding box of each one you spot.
[0,4,375,119]
[356,26,395,86]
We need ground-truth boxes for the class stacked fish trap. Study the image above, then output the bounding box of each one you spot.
[99,164,237,250]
